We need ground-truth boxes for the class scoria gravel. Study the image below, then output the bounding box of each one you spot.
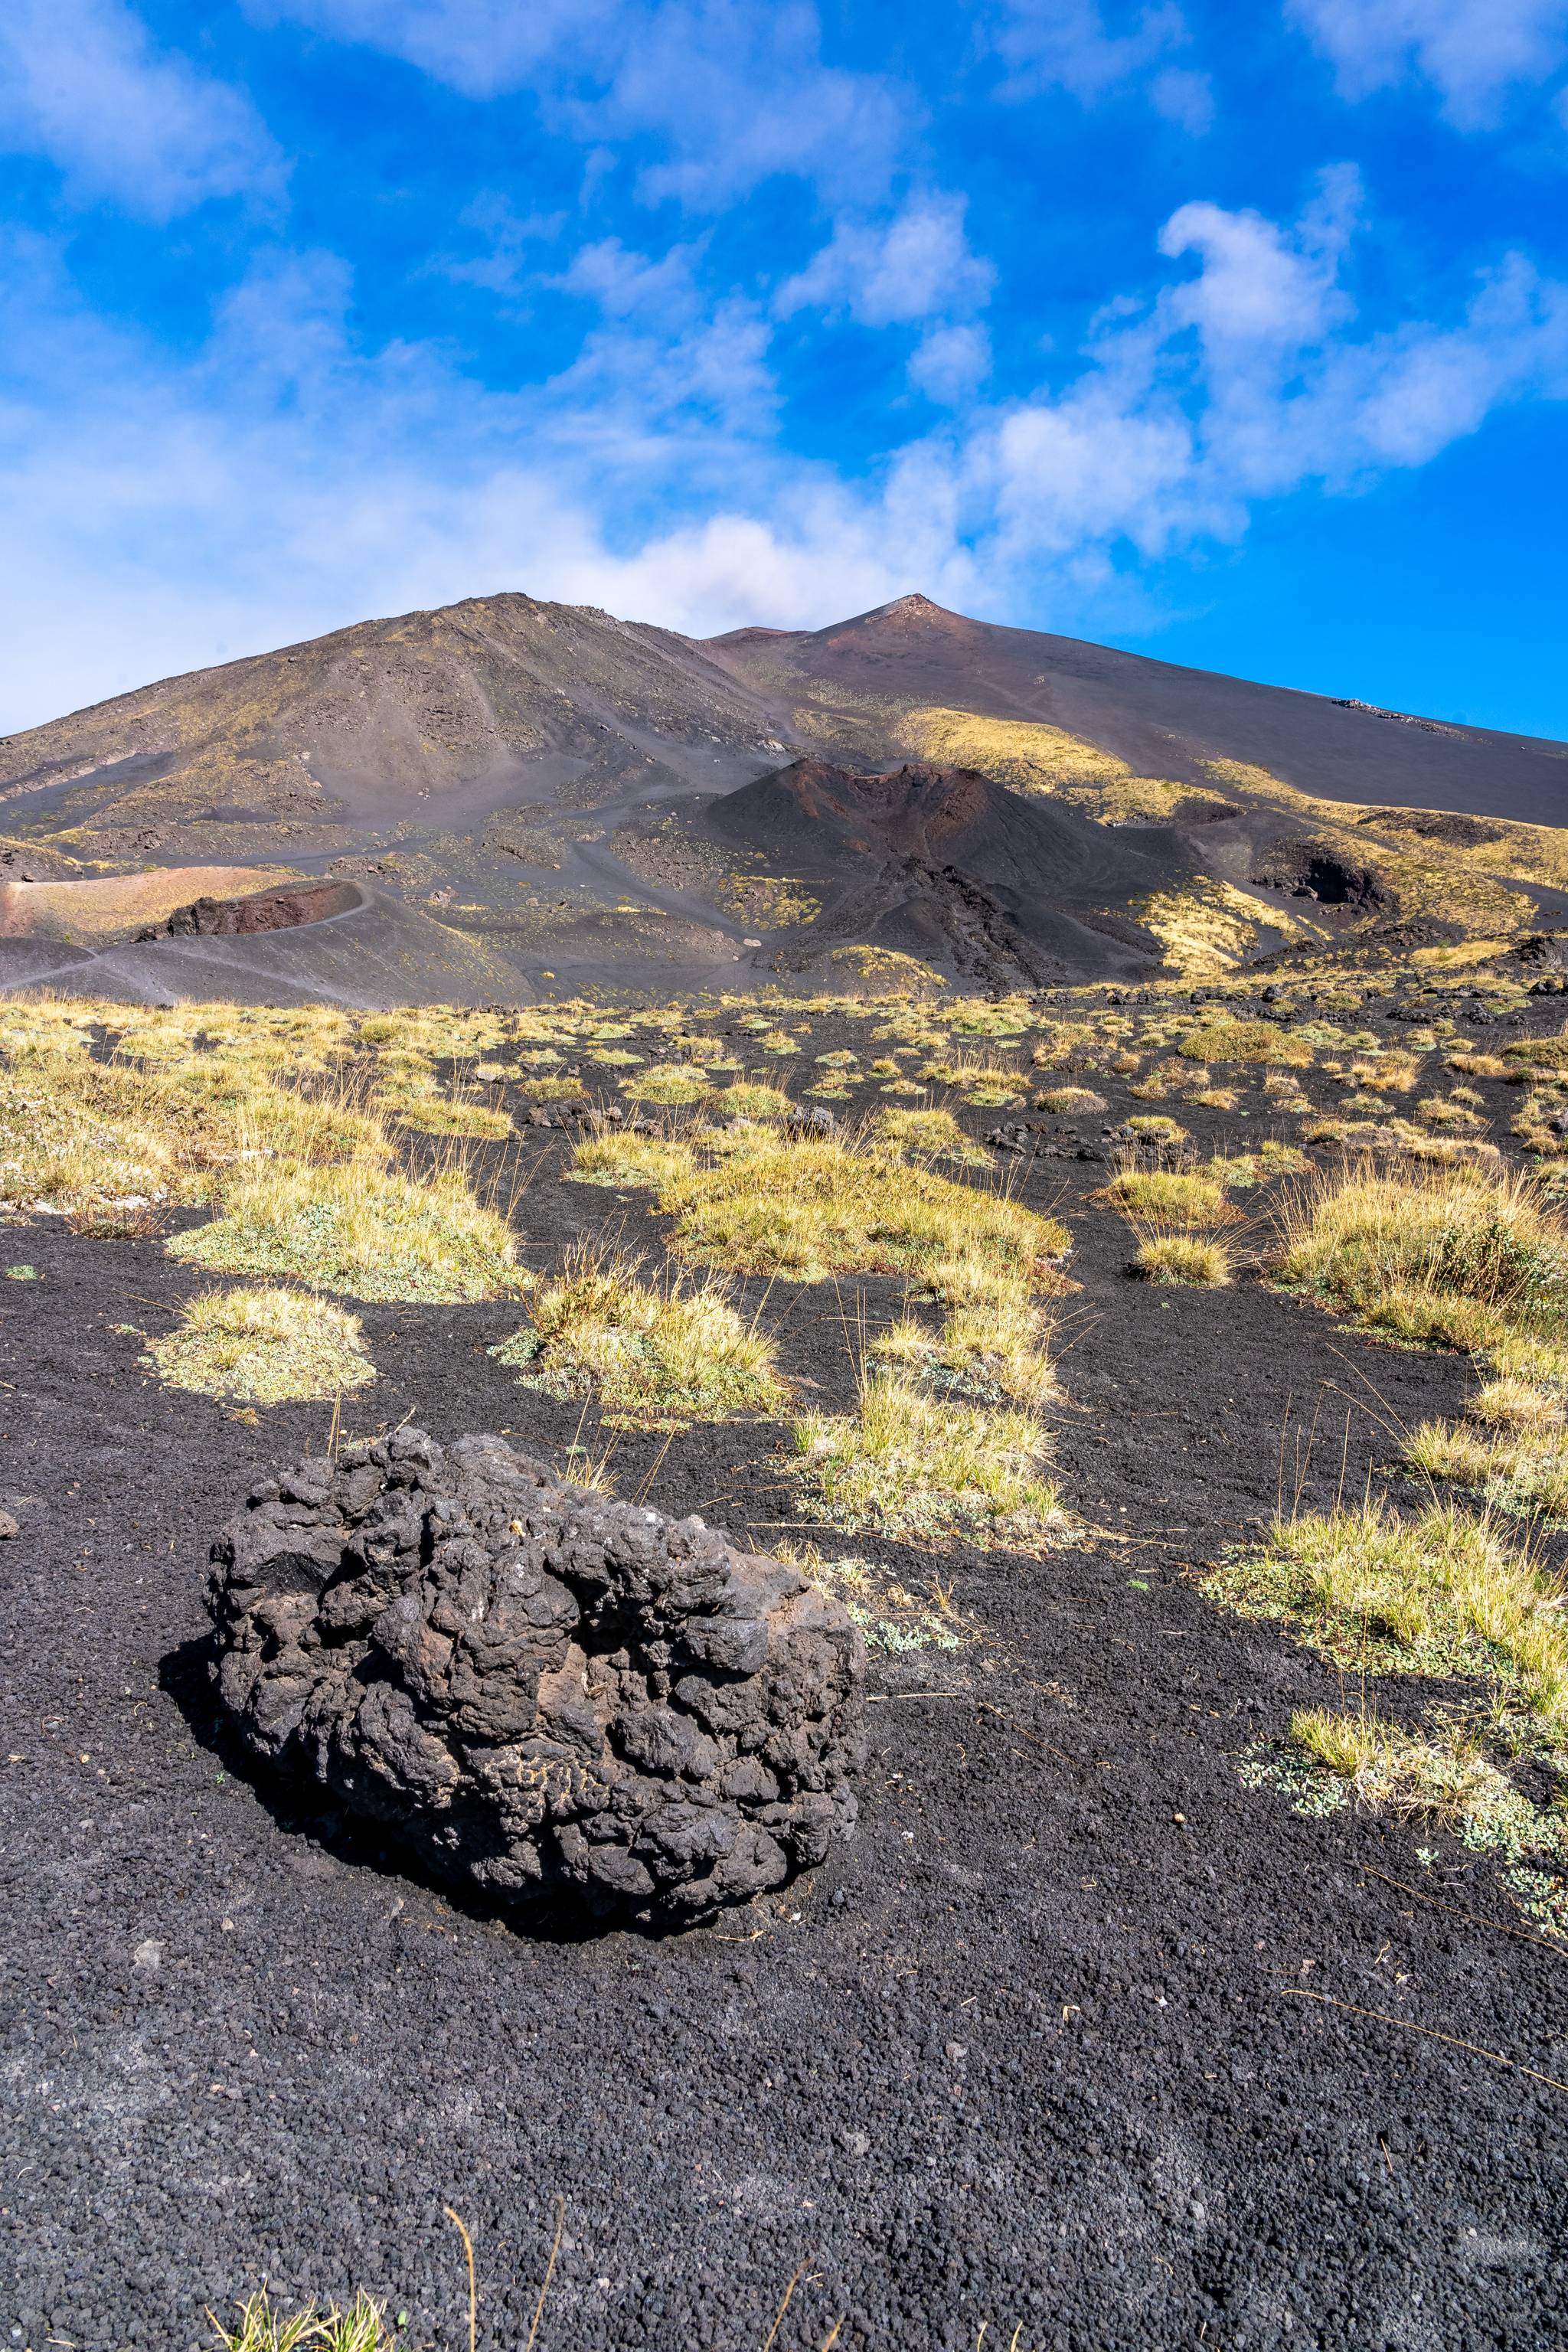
[2,998,1566,2350]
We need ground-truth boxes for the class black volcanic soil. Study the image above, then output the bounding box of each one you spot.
[695,757,1187,986]
[2,1010,1567,2349]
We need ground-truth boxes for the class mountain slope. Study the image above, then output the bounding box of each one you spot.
[701,595,1568,828]
[0,592,787,864]
[5,586,1568,1003]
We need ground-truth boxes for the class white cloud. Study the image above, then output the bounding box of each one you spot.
[257,0,906,204]
[3,184,1566,733]
[1149,66,1214,133]
[776,195,995,327]
[256,0,596,94]
[0,229,903,731]
[1155,168,1359,355]
[909,322,993,404]
[972,178,1568,566]
[1286,0,1568,128]
[989,0,1202,113]
[440,194,565,293]
[0,0,282,220]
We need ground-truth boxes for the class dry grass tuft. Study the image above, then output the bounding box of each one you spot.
[1289,1709,1566,1863]
[792,1369,1068,1552]
[0,1038,383,1220]
[867,1106,990,1168]
[1104,1168,1230,1226]
[620,1062,713,1105]
[1033,1085,1108,1116]
[1130,1230,1233,1286]
[1272,1158,1568,1351]
[716,1082,796,1121]
[1207,1499,1568,1736]
[873,1285,1057,1407]
[492,1242,784,1426]
[210,2288,395,2352]
[1472,1377,1564,1430]
[145,1286,375,1403]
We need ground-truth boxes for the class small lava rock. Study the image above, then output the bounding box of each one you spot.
[207,1427,865,1924]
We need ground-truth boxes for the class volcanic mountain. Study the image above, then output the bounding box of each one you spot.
[3,587,1566,1003]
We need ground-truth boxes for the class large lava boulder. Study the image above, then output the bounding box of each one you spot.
[207,1427,864,1922]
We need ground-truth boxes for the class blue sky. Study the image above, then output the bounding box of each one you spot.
[2,0,1566,740]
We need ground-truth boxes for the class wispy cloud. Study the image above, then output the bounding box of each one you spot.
[3,175,1563,732]
[259,0,908,204]
[0,0,282,220]
[1287,0,1568,128]
[972,175,1568,569]
[776,195,995,327]
[988,0,1213,126]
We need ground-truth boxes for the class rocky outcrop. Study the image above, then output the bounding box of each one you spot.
[207,1428,864,1923]
[1253,837,1392,911]
[137,880,356,941]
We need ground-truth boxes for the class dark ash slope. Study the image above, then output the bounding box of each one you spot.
[698,756,1187,985]
[704,595,1568,827]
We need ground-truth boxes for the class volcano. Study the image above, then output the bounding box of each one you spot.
[2,588,1566,1002]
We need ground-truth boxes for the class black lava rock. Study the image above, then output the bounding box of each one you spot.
[207,1427,864,1923]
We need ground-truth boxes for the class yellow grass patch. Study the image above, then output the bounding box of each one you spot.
[145,1286,375,1403]
[492,1243,784,1427]
[1207,1500,1568,1735]
[572,1122,1067,1288]
[168,1160,522,1303]
[792,1369,1067,1552]
[1104,1168,1230,1225]
[1272,1158,1568,1351]
[1130,1231,1233,1285]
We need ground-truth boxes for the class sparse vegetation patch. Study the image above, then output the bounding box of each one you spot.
[145,1286,376,1403]
[1273,1159,1568,1351]
[793,1370,1067,1551]
[491,1243,784,1426]
[168,1162,522,1303]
